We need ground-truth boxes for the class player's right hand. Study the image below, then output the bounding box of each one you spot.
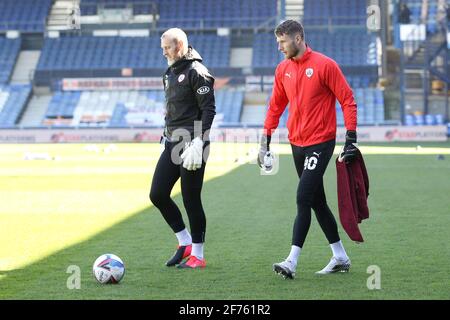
[258,150,274,172]
[257,134,273,172]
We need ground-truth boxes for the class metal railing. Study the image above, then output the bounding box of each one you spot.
[154,16,278,31]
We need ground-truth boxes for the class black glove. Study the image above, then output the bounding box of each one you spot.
[257,134,272,171]
[342,130,358,164]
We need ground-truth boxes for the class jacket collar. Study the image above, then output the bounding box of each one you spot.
[291,44,312,64]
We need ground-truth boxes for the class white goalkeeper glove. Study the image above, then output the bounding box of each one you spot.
[257,135,275,173]
[180,137,204,171]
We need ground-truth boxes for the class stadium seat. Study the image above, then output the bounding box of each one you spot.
[303,0,366,26]
[252,33,284,68]
[42,88,242,127]
[0,37,21,84]
[252,30,379,68]
[337,88,385,125]
[37,35,230,71]
[0,0,52,32]
[0,84,32,126]
[157,0,277,29]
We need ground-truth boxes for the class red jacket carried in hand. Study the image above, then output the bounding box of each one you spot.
[336,149,369,243]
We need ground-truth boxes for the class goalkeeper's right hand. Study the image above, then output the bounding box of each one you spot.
[257,134,274,172]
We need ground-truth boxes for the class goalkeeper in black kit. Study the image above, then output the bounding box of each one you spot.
[149,28,216,269]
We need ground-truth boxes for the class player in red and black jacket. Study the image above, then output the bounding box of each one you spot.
[258,20,358,279]
[150,28,216,270]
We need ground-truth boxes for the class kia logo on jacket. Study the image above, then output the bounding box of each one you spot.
[197,86,210,95]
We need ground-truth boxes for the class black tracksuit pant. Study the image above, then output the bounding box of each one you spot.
[290,139,340,248]
[149,140,209,243]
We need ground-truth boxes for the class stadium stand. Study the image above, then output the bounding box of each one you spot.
[215,89,245,125]
[42,88,244,127]
[80,0,277,29]
[253,29,378,67]
[0,84,31,126]
[0,0,52,32]
[37,36,165,70]
[303,0,367,26]
[404,113,445,126]
[394,0,446,49]
[394,0,448,124]
[34,34,230,86]
[157,0,277,29]
[0,37,21,84]
[42,90,163,127]
[400,0,444,33]
[1,0,446,130]
[80,0,154,16]
[307,30,378,67]
[43,91,81,123]
[252,33,284,68]
[337,88,385,126]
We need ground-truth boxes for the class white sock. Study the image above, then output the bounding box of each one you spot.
[286,245,301,266]
[330,240,349,260]
[191,243,204,259]
[175,228,192,246]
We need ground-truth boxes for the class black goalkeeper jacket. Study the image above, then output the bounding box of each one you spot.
[163,46,216,140]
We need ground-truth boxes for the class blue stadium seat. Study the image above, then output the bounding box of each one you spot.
[336,88,384,125]
[37,35,230,71]
[399,0,442,33]
[303,0,366,26]
[0,84,32,126]
[80,0,154,15]
[405,114,415,126]
[252,30,378,68]
[252,33,284,68]
[157,0,277,29]
[42,88,241,127]
[0,0,52,32]
[0,37,21,83]
[307,30,379,67]
[213,89,244,124]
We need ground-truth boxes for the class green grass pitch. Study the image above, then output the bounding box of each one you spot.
[0,141,449,299]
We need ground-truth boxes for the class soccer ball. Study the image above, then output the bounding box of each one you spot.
[92,254,125,284]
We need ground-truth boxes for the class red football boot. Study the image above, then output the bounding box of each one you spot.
[176,255,206,269]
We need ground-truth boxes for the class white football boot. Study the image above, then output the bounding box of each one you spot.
[273,260,296,279]
[316,256,351,274]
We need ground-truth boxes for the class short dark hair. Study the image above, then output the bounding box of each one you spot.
[274,20,304,40]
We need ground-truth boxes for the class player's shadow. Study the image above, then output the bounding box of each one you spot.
[0,154,330,299]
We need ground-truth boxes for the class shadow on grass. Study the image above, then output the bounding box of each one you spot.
[5,153,446,299]
[0,155,310,299]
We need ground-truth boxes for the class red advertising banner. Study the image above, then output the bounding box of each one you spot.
[62,77,232,91]
[62,78,164,91]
